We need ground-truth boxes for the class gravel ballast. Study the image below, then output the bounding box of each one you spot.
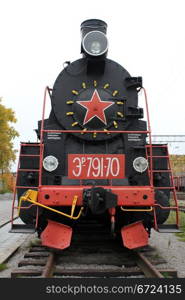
[149,229,185,277]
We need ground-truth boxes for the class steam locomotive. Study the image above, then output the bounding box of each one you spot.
[11,19,180,250]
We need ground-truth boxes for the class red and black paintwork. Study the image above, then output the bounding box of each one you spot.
[11,19,180,250]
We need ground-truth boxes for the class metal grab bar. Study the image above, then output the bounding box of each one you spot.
[121,206,153,212]
[18,189,84,220]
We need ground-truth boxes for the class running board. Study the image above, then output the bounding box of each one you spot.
[157,224,182,233]
[9,224,36,233]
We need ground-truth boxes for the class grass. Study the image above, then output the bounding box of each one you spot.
[162,272,172,278]
[0,263,8,272]
[0,189,11,194]
[175,234,185,242]
[28,237,41,247]
[166,211,185,241]
[166,210,185,226]
[152,253,161,260]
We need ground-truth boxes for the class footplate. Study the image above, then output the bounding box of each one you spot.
[157,224,182,233]
[9,224,36,233]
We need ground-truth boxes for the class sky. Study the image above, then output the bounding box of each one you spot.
[0,0,185,169]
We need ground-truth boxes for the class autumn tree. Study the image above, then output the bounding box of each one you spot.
[0,98,19,191]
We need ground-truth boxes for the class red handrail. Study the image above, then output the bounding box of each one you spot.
[38,86,154,186]
[11,86,179,231]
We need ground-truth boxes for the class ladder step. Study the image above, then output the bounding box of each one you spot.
[147,156,169,158]
[16,186,38,189]
[21,144,40,147]
[153,187,175,190]
[9,224,36,233]
[20,154,40,157]
[18,169,39,172]
[157,224,182,233]
[146,145,168,148]
[150,170,171,173]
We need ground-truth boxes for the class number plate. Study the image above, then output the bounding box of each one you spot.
[68,154,125,179]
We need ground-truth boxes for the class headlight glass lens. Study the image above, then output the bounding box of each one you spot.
[43,155,59,172]
[90,41,101,54]
[82,31,108,56]
[133,157,148,173]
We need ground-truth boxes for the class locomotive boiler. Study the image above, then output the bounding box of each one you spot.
[11,19,180,250]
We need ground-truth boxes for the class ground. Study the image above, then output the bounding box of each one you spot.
[149,230,185,277]
[0,194,14,226]
[0,193,185,277]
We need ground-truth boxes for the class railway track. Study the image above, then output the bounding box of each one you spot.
[11,222,177,278]
[0,217,18,229]
[11,245,177,278]
[0,216,34,266]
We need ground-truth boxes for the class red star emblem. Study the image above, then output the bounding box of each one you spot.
[77,89,114,125]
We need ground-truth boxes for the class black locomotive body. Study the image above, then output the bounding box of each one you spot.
[12,19,179,250]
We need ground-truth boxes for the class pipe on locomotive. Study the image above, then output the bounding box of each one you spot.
[80,19,108,58]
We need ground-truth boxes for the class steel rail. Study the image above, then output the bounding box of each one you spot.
[0,216,18,229]
[11,244,178,278]
[41,252,55,278]
[134,251,164,278]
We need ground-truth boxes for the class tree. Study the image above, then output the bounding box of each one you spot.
[0,98,19,191]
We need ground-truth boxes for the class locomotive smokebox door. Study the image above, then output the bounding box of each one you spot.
[83,187,117,215]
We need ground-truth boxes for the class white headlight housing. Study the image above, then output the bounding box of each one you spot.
[133,157,148,173]
[43,155,59,172]
[82,30,108,56]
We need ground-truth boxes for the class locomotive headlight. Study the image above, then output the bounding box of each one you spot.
[43,155,59,172]
[90,41,101,54]
[133,157,148,173]
[82,31,108,56]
